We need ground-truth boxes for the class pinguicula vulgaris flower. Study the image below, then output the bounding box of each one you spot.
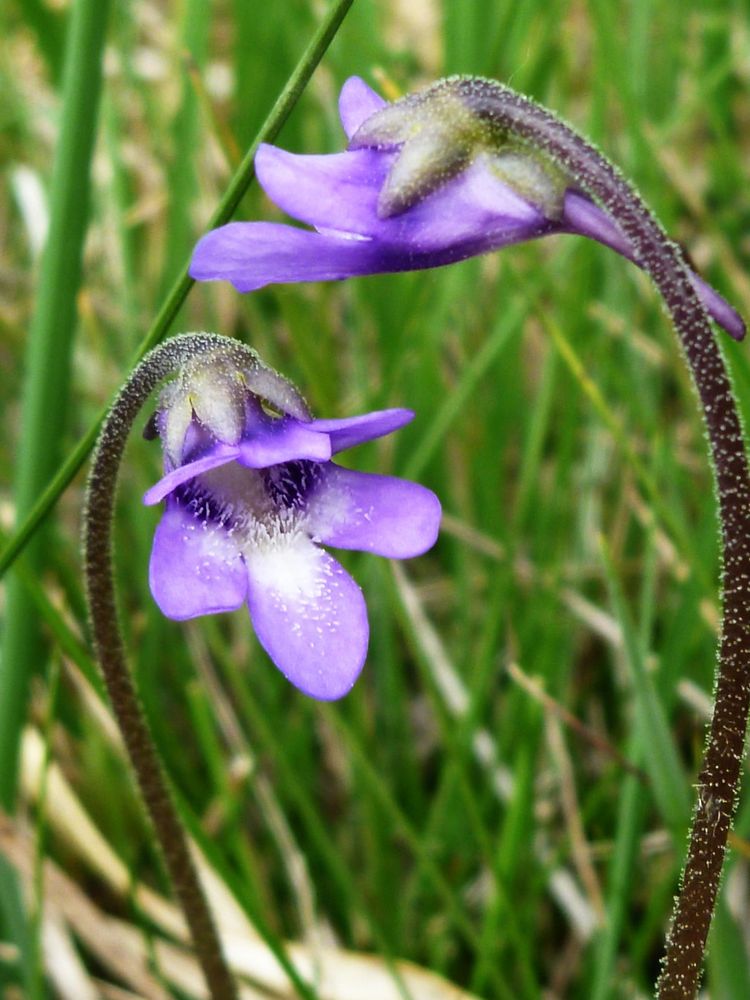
[190,76,744,341]
[142,347,441,700]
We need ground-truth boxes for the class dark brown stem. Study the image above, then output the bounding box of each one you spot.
[458,79,750,997]
[83,333,259,1000]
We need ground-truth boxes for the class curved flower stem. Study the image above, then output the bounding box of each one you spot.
[84,333,262,1000]
[465,81,750,997]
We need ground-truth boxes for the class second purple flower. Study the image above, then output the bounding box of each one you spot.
[143,347,441,700]
[190,76,744,341]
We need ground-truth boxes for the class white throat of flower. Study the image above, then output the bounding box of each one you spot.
[194,461,310,554]
[194,458,337,607]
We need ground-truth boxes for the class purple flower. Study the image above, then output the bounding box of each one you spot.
[143,352,441,700]
[190,77,744,341]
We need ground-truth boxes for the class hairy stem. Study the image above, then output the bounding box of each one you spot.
[83,333,261,1000]
[464,80,750,997]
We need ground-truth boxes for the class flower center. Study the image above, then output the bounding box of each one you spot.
[178,458,324,554]
[263,460,322,510]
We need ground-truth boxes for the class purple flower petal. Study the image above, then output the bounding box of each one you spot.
[190,222,388,291]
[237,416,331,467]
[245,540,368,700]
[380,156,548,249]
[309,408,414,453]
[143,444,240,506]
[562,190,631,257]
[257,145,546,248]
[149,499,247,619]
[689,273,746,341]
[339,76,387,139]
[255,143,388,237]
[190,164,553,293]
[563,191,746,340]
[306,466,441,558]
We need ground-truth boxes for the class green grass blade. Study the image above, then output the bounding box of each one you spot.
[0,0,111,810]
[159,0,211,296]
[588,762,647,998]
[599,538,690,837]
[706,889,750,999]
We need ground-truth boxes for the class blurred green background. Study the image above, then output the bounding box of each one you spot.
[2,0,750,997]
